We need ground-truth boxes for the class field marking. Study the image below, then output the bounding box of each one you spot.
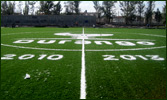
[85,46,166,51]
[54,33,114,37]
[1,44,82,51]
[1,43,166,51]
[1,30,166,51]
[137,34,166,38]
[20,38,155,41]
[80,28,86,99]
[1,32,43,36]
[90,32,166,38]
[1,31,166,38]
[1,31,85,36]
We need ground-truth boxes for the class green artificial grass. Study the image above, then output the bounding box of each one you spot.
[1,27,166,99]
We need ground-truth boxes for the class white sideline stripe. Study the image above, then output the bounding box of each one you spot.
[80,28,86,99]
[20,38,154,41]
[1,43,166,52]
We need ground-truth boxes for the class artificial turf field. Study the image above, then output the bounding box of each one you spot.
[1,27,166,99]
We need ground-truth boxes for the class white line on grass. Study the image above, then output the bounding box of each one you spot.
[1,31,86,36]
[0,44,82,51]
[85,46,166,51]
[1,43,166,52]
[137,34,166,38]
[80,27,86,99]
[20,38,155,41]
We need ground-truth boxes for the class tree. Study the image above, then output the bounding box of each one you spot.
[1,1,8,15]
[8,1,15,15]
[39,1,45,14]
[23,1,29,15]
[155,8,162,24]
[120,1,138,24]
[52,1,62,15]
[18,1,23,14]
[64,7,70,15]
[93,1,99,12]
[39,1,54,15]
[145,1,155,25]
[64,1,81,15]
[162,5,166,25]
[93,1,102,23]
[137,1,145,25]
[1,1,15,15]
[74,1,81,15]
[101,1,117,23]
[64,1,74,15]
[39,1,62,15]
[29,1,36,15]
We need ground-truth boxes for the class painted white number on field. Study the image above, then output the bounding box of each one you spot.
[102,55,165,61]
[146,55,164,60]
[120,55,136,60]
[19,54,35,60]
[1,54,16,60]
[47,55,63,60]
[135,55,148,60]
[1,54,63,60]
[103,55,119,60]
[38,54,47,60]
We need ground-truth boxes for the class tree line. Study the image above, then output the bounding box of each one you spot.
[1,1,166,25]
[1,1,80,15]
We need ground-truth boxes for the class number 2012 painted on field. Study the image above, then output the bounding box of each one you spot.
[1,54,63,60]
[103,55,165,61]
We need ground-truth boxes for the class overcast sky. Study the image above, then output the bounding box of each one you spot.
[14,1,166,15]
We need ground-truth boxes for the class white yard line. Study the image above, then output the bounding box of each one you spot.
[80,28,86,99]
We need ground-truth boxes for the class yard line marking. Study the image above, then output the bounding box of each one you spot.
[80,27,86,99]
[20,38,155,41]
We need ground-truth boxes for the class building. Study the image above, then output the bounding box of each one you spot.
[80,10,98,17]
[112,16,125,23]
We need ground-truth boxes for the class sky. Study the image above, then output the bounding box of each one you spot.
[14,1,166,15]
